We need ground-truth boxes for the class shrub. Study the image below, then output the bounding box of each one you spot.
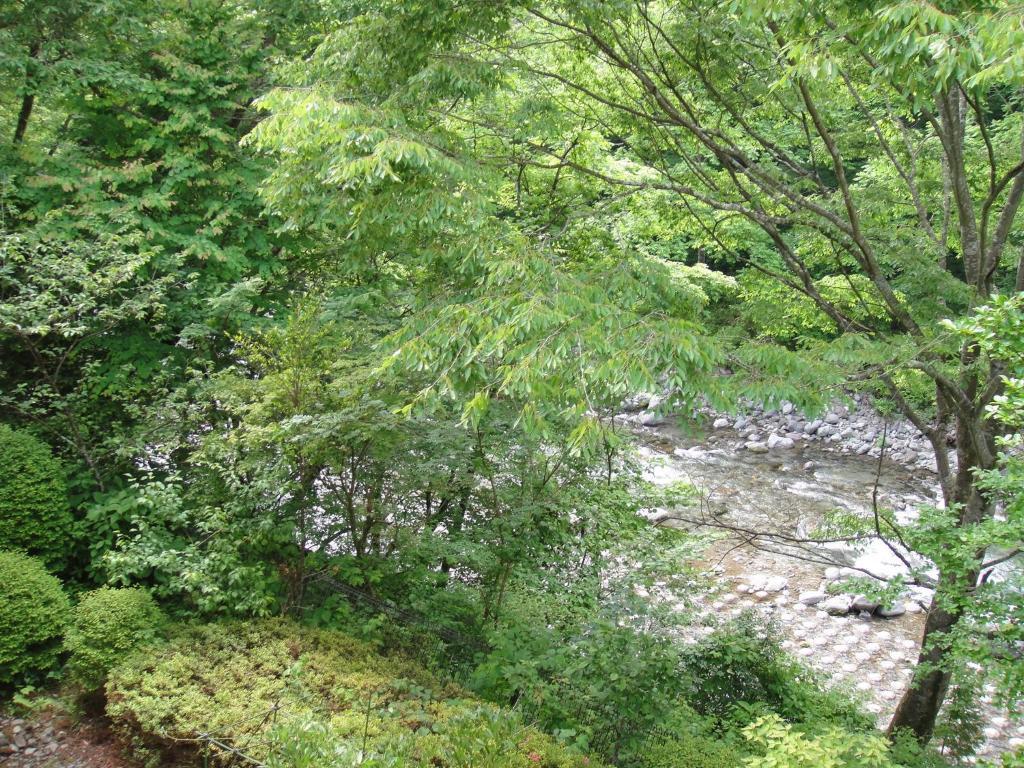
[0,425,72,567]
[106,619,602,767]
[641,731,744,768]
[640,707,746,768]
[0,550,71,687]
[679,612,868,730]
[64,587,165,691]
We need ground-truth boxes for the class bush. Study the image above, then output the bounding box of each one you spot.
[0,425,72,567]
[64,587,165,691]
[679,612,868,730]
[640,708,746,768]
[0,550,71,687]
[106,619,602,767]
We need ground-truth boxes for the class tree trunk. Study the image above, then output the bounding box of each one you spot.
[13,41,41,144]
[887,409,993,742]
[886,590,957,741]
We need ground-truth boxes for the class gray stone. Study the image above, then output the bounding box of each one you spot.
[878,603,907,618]
[734,417,749,430]
[782,402,794,415]
[803,461,817,471]
[824,567,841,580]
[622,393,652,411]
[817,424,836,437]
[851,595,879,613]
[640,411,665,426]
[767,434,794,449]
[798,590,827,605]
[713,417,730,429]
[825,412,841,424]
[855,443,870,455]
[821,595,853,615]
[804,420,822,434]
[745,441,769,453]
[764,575,788,592]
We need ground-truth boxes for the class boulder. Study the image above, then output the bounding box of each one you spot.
[767,434,794,449]
[878,603,906,618]
[851,595,879,613]
[821,595,853,616]
[640,411,665,426]
[713,417,730,429]
[798,590,827,606]
[824,566,841,580]
[764,575,788,592]
[622,393,652,411]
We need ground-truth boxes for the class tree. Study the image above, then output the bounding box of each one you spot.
[252,0,1024,744]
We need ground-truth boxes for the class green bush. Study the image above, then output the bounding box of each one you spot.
[679,612,868,730]
[641,732,744,768]
[640,708,746,768]
[0,425,72,567]
[64,587,165,691]
[106,619,602,767]
[0,550,71,687]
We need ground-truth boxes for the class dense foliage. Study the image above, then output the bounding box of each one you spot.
[64,586,165,692]
[0,550,70,688]
[1,0,1023,765]
[0,424,71,565]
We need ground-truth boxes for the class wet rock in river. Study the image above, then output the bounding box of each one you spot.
[767,434,794,449]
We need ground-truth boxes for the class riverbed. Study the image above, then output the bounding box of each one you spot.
[629,417,1023,759]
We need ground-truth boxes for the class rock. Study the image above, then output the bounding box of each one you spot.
[764,575,788,592]
[622,393,652,411]
[852,595,879,613]
[767,434,794,449]
[817,424,836,437]
[745,441,769,453]
[713,417,730,429]
[905,601,923,614]
[803,461,817,471]
[825,412,841,425]
[821,595,853,615]
[798,590,827,605]
[734,417,749,430]
[878,603,906,618]
[902,449,918,463]
[782,402,794,415]
[858,610,873,619]
[640,411,665,426]
[804,419,822,435]
[855,443,870,455]
[12,733,26,749]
